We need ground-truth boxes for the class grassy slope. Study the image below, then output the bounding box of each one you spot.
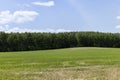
[0,47,120,80]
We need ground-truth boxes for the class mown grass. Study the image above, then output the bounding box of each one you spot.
[0,47,120,80]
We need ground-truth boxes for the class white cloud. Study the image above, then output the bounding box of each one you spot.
[116,16,120,19]
[115,25,120,29]
[0,25,9,31]
[0,10,39,24]
[32,1,55,7]
[0,25,72,33]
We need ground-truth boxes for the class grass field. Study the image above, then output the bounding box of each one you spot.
[0,47,120,80]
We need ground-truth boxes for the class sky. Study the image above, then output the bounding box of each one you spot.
[0,0,120,33]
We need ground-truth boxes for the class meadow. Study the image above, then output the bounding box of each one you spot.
[0,47,120,80]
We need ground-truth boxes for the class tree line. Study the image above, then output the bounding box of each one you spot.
[0,32,120,52]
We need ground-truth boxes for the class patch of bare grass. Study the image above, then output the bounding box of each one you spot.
[2,66,119,80]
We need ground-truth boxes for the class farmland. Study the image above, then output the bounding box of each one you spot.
[0,47,120,80]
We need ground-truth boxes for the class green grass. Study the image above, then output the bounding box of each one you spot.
[0,47,120,80]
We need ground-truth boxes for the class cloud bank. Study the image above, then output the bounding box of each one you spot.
[0,10,39,24]
[0,25,72,33]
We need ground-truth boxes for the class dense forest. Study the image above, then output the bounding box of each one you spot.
[0,32,120,52]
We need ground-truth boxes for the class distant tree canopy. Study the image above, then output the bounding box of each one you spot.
[0,32,120,52]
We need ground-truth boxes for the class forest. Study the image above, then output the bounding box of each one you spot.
[0,32,120,52]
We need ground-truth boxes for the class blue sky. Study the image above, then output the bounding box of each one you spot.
[0,0,120,33]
